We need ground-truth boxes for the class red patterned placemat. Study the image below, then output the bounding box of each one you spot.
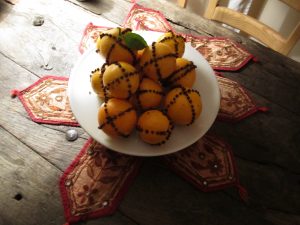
[11,75,79,126]
[162,134,247,197]
[123,3,173,32]
[60,138,142,223]
[184,35,255,71]
[216,75,268,122]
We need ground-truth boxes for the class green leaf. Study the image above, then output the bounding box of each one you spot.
[123,32,148,50]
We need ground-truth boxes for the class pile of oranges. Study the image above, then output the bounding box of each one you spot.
[91,28,202,145]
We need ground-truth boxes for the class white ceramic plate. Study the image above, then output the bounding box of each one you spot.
[68,31,220,156]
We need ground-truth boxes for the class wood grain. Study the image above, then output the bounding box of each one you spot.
[0,127,64,225]
[1,0,300,224]
[0,0,116,77]
[0,53,86,170]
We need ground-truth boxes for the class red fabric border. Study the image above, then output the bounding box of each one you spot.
[59,138,143,224]
[14,75,80,127]
[217,106,268,123]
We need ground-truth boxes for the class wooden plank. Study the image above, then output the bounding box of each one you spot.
[0,53,87,170]
[118,159,300,225]
[0,1,78,77]
[222,67,300,114]
[0,0,116,77]
[211,104,300,174]
[67,0,132,26]
[0,53,137,225]
[265,209,300,225]
[0,126,137,225]
[0,127,64,225]
[235,157,300,215]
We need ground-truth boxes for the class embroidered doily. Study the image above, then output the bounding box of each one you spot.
[216,75,268,122]
[185,35,254,71]
[11,76,78,126]
[60,139,142,223]
[162,134,237,191]
[123,4,173,32]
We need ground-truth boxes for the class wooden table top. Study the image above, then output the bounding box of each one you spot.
[1,0,300,224]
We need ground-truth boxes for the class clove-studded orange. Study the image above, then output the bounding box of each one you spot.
[139,42,176,82]
[137,78,164,110]
[90,68,105,99]
[98,98,137,137]
[102,61,140,99]
[157,31,185,58]
[164,87,202,125]
[137,110,173,145]
[165,58,196,88]
[96,27,137,64]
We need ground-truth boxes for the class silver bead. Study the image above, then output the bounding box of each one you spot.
[87,149,94,155]
[203,181,208,186]
[33,16,44,26]
[65,179,72,187]
[66,129,78,141]
[102,201,108,207]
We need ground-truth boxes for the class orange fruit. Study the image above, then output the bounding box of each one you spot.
[164,87,202,125]
[102,62,140,99]
[166,58,196,88]
[157,31,185,58]
[90,68,105,99]
[137,78,163,110]
[96,27,137,64]
[137,110,172,145]
[98,98,137,137]
[139,42,176,82]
